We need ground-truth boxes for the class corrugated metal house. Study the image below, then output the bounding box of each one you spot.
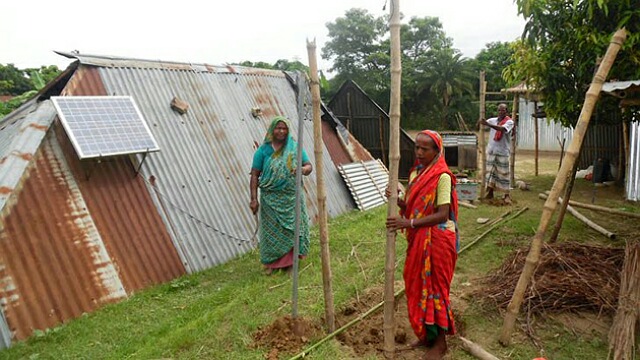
[327,80,415,178]
[0,52,363,347]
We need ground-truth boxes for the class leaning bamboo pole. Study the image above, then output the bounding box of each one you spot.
[549,160,581,243]
[509,94,519,186]
[499,28,628,346]
[306,39,335,333]
[384,0,402,357]
[478,71,487,198]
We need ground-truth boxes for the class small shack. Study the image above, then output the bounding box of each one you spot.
[327,80,415,178]
[440,131,478,170]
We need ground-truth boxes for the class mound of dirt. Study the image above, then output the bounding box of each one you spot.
[252,315,322,360]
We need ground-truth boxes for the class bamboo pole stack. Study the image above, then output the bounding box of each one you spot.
[306,39,335,333]
[499,28,628,346]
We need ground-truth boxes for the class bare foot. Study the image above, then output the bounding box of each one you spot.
[503,194,513,205]
[424,333,447,360]
[263,267,273,276]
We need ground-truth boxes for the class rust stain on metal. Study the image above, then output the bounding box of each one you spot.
[225,65,237,73]
[25,123,49,132]
[0,186,12,194]
[10,151,33,162]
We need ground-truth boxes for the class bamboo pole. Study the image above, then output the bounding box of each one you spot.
[478,71,487,198]
[539,193,616,239]
[384,0,402,357]
[306,39,335,333]
[544,190,640,219]
[459,207,528,254]
[459,337,500,360]
[510,94,519,186]
[499,28,627,346]
[549,160,581,243]
[534,101,539,177]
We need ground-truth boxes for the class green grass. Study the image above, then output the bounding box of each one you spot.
[1,152,639,359]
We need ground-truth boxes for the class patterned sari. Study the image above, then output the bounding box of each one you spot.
[401,130,459,343]
[253,117,310,266]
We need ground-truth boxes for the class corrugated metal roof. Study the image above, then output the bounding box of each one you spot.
[338,160,388,211]
[0,100,56,214]
[88,59,354,273]
[0,309,9,349]
[602,80,640,93]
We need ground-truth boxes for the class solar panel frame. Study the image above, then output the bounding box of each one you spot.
[51,96,160,159]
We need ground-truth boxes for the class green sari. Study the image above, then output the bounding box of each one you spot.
[251,117,310,265]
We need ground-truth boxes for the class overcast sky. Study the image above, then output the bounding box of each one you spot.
[2,0,526,73]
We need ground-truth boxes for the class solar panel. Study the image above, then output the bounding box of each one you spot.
[51,96,160,159]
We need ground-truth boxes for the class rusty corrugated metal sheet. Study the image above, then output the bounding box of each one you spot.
[90,61,354,273]
[60,67,186,290]
[322,120,352,166]
[0,131,127,340]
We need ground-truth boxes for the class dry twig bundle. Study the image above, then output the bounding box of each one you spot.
[607,241,639,360]
[480,242,624,315]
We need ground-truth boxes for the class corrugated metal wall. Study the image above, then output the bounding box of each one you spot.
[516,98,622,169]
[97,65,354,273]
[61,67,187,289]
[0,131,127,340]
[627,120,640,201]
[516,98,574,152]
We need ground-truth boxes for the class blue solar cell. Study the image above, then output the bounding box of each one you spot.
[51,96,160,159]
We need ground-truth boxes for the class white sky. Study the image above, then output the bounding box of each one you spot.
[1,0,525,73]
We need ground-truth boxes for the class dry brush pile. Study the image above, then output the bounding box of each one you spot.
[479,242,625,315]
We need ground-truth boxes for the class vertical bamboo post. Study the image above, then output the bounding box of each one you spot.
[499,28,627,346]
[384,0,401,357]
[306,39,335,333]
[534,101,539,176]
[510,94,519,186]
[549,159,581,243]
[478,71,487,198]
[622,107,629,183]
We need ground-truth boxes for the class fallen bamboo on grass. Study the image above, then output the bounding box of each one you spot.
[459,207,529,254]
[542,190,640,219]
[459,336,500,360]
[538,193,616,239]
[459,201,478,209]
[476,209,513,230]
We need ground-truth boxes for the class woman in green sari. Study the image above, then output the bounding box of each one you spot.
[250,116,313,275]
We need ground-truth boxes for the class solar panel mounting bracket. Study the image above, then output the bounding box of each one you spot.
[133,150,150,177]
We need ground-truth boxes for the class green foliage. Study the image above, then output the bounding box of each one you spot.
[510,0,640,127]
[0,64,61,118]
[0,63,33,95]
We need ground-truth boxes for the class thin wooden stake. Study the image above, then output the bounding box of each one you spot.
[384,0,402,357]
[478,71,487,198]
[499,28,627,346]
[306,39,335,333]
[510,95,519,186]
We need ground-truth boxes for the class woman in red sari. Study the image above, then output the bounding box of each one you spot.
[386,130,459,360]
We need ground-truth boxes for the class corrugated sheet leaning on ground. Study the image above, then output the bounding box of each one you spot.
[96,62,354,273]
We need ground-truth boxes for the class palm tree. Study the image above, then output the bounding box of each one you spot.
[422,48,475,129]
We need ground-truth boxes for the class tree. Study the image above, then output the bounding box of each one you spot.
[422,48,475,129]
[472,41,514,93]
[506,0,640,126]
[0,63,33,95]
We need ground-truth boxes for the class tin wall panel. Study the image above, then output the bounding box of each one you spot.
[97,65,354,273]
[517,98,621,170]
[627,120,640,201]
[322,120,352,165]
[0,133,127,340]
